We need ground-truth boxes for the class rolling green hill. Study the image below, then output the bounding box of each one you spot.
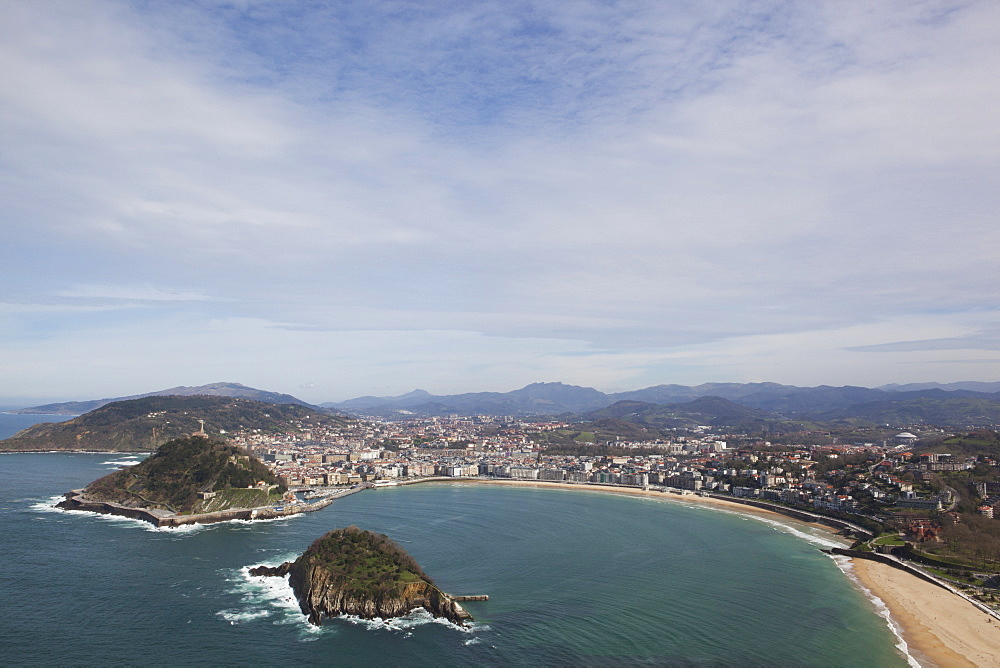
[913,430,1000,457]
[820,396,1000,428]
[583,396,805,431]
[11,381,314,415]
[0,395,352,452]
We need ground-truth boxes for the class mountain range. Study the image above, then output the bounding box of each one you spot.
[9,380,1000,429]
[322,381,1000,421]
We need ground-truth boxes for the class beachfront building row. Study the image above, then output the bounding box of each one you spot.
[226,413,998,530]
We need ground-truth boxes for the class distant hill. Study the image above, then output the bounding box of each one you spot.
[0,395,350,452]
[584,396,792,430]
[880,381,1000,394]
[324,382,610,416]
[12,382,314,415]
[912,430,1000,457]
[818,393,1000,428]
[325,380,1000,420]
[327,389,436,411]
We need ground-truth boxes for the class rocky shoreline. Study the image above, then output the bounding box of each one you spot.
[55,489,338,527]
[250,526,475,627]
[250,560,471,626]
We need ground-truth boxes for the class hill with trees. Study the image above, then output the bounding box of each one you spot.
[66,435,285,514]
[12,381,314,415]
[0,395,351,452]
[249,526,471,626]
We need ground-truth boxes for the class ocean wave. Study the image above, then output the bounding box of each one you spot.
[28,496,196,532]
[143,513,306,535]
[225,562,331,636]
[674,499,851,549]
[336,607,476,635]
[29,494,70,513]
[31,494,308,535]
[832,555,920,668]
[144,522,209,534]
[101,458,142,468]
[743,514,848,550]
[232,562,482,638]
[217,609,272,624]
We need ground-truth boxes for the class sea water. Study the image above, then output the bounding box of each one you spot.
[0,453,908,666]
[0,412,74,440]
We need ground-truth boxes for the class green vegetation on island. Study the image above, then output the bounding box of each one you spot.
[250,526,471,626]
[75,435,285,514]
[295,526,434,598]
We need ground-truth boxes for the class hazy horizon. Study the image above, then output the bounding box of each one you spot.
[3,1,998,403]
[4,377,1000,410]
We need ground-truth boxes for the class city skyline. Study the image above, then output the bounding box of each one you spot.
[2,1,998,404]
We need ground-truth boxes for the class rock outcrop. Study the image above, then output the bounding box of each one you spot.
[250,527,471,626]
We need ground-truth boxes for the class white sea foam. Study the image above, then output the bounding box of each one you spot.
[674,499,851,549]
[30,495,197,531]
[101,459,142,468]
[29,494,73,513]
[143,513,305,534]
[33,492,306,535]
[832,555,920,668]
[217,609,271,624]
[145,522,209,534]
[743,514,848,550]
[336,608,476,634]
[229,561,315,632]
[30,495,149,530]
[231,561,481,638]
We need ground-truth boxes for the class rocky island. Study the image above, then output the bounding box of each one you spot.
[250,526,475,626]
[57,435,334,526]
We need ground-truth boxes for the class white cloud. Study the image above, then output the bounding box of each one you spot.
[55,285,215,302]
[1,0,998,399]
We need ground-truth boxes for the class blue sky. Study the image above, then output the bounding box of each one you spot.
[2,0,998,404]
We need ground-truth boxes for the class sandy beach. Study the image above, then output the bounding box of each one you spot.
[440,478,1000,666]
[851,559,1000,667]
[446,477,854,534]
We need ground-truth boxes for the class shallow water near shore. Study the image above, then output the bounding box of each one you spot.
[1,453,907,666]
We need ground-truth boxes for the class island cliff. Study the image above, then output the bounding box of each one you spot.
[250,526,472,626]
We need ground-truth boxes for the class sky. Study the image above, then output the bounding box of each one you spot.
[2,0,999,405]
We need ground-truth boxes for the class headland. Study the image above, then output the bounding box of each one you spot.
[54,434,360,527]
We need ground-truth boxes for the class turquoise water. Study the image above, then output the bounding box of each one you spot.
[0,453,907,666]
